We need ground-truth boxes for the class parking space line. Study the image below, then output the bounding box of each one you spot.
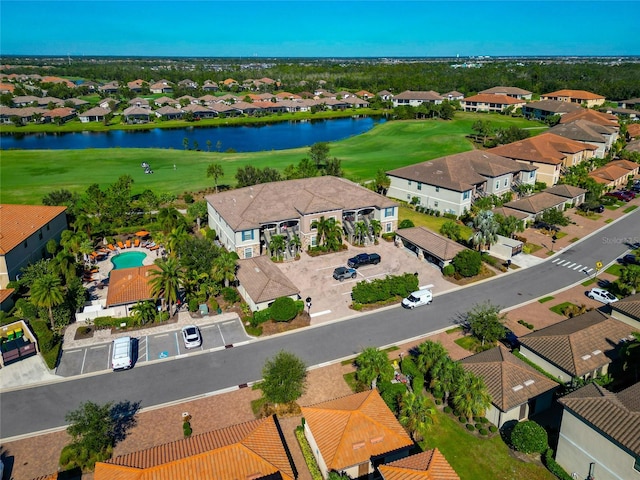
[108,343,112,370]
[310,310,331,318]
[552,258,561,263]
[222,321,235,325]
[155,333,169,338]
[143,336,148,362]
[317,264,346,271]
[218,324,226,346]
[80,349,88,374]
[584,268,593,274]
[174,332,180,353]
[65,350,82,354]
[89,345,107,350]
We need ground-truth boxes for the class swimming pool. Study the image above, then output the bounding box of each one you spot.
[111,251,147,270]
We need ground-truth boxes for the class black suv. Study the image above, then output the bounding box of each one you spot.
[347,253,381,268]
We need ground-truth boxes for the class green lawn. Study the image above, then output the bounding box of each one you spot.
[549,302,575,316]
[1,113,546,204]
[398,205,474,238]
[421,407,556,480]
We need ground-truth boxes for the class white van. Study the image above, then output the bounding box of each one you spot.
[112,336,133,371]
[402,289,433,309]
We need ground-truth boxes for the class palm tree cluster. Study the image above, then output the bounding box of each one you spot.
[311,216,343,252]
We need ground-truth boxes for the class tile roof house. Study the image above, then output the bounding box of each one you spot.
[386,151,537,217]
[95,415,296,480]
[518,310,637,383]
[154,105,183,120]
[626,123,640,139]
[521,99,584,121]
[236,255,300,311]
[202,80,219,91]
[79,106,110,123]
[394,226,467,269]
[479,86,533,100]
[541,89,606,108]
[105,265,157,308]
[127,79,146,92]
[559,108,619,128]
[98,81,119,94]
[378,448,460,480]
[588,159,639,188]
[501,193,568,221]
[123,106,151,124]
[392,90,444,107]
[490,132,598,186]
[302,389,413,479]
[205,176,398,260]
[0,204,68,289]
[149,79,173,94]
[619,97,640,110]
[460,93,526,113]
[609,292,640,328]
[555,382,640,480]
[377,90,394,101]
[548,120,618,157]
[460,345,558,427]
[442,90,464,101]
[626,139,640,154]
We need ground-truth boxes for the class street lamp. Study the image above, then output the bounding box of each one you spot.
[306,296,312,314]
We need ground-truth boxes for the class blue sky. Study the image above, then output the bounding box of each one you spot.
[1,1,639,57]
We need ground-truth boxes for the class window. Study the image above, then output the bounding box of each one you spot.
[434,201,439,208]
[408,180,412,186]
[241,230,254,241]
[417,182,422,191]
[634,456,640,472]
[384,207,394,218]
[244,247,252,258]
[495,181,500,189]
[311,235,317,247]
[463,191,470,200]
[385,223,392,233]
[23,240,28,248]
[407,194,411,200]
[529,171,535,179]
[435,186,440,193]
[46,223,50,231]
[504,178,508,187]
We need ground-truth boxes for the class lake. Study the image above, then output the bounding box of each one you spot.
[0,116,386,151]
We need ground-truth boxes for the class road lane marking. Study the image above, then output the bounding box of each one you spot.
[584,268,593,274]
[572,264,583,270]
[310,310,331,318]
[552,258,561,263]
[80,349,88,374]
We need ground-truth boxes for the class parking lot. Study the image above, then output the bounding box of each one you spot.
[56,317,250,377]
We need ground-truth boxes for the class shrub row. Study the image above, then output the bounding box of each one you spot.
[30,319,62,369]
[400,357,424,393]
[295,426,323,480]
[351,273,419,305]
[543,448,574,480]
[251,299,304,326]
[518,319,535,330]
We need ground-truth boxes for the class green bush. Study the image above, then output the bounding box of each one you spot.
[510,420,549,454]
[378,380,407,413]
[183,421,192,438]
[252,308,272,326]
[442,264,455,277]
[543,448,574,480]
[489,425,498,433]
[443,406,453,414]
[466,424,475,431]
[222,287,240,303]
[518,319,535,330]
[398,219,415,229]
[479,428,489,435]
[351,273,418,304]
[296,426,323,480]
[188,298,199,312]
[452,249,482,277]
[270,297,298,322]
[381,232,395,242]
[14,298,38,321]
[459,416,466,423]
[443,212,458,220]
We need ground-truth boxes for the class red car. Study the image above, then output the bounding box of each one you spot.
[605,190,636,202]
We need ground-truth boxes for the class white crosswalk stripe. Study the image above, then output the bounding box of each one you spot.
[553,258,595,273]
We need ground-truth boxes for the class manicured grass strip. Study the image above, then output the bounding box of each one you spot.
[446,326,463,334]
[604,218,614,223]
[624,205,638,213]
[555,232,567,239]
[605,264,622,276]
[569,237,579,243]
[399,205,474,238]
[538,296,554,303]
[343,371,358,392]
[549,302,575,316]
[454,335,482,352]
[582,278,597,287]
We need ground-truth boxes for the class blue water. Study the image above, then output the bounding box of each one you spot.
[0,116,385,151]
[111,251,147,270]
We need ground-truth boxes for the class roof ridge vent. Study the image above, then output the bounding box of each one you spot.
[512,385,523,392]
[524,379,535,387]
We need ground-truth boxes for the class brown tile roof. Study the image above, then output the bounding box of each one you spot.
[0,204,67,254]
[627,124,640,138]
[589,164,637,184]
[523,99,584,115]
[237,256,300,304]
[395,227,466,262]
[379,449,460,480]
[106,265,157,307]
[559,382,640,456]
[491,207,529,221]
[80,106,111,117]
[205,176,396,231]
[479,86,532,96]
[544,184,587,199]
[611,292,640,321]
[462,94,525,105]
[386,150,533,192]
[461,345,558,412]
[301,390,412,471]
[0,287,15,304]
[542,89,605,101]
[490,132,597,165]
[503,192,566,214]
[394,90,443,101]
[548,120,616,144]
[519,310,636,377]
[626,139,640,153]
[97,415,295,480]
[559,109,618,127]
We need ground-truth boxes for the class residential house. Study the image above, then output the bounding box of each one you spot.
[618,97,640,110]
[205,176,398,260]
[321,98,351,110]
[178,78,198,89]
[460,93,525,113]
[222,78,239,88]
[394,226,467,269]
[95,415,296,480]
[302,390,413,479]
[442,90,464,101]
[377,90,394,101]
[490,133,598,186]
[42,107,76,124]
[461,345,558,428]
[344,96,369,108]
[154,105,183,120]
[626,124,640,139]
[154,96,179,108]
[0,82,15,94]
[202,80,219,91]
[559,108,619,128]
[0,204,68,289]
[64,98,89,109]
[479,86,532,100]
[128,97,150,109]
[355,89,375,99]
[548,120,618,157]
[521,99,583,121]
[392,90,444,107]
[556,382,640,480]
[0,106,45,125]
[379,449,460,480]
[105,265,157,309]
[98,81,119,95]
[40,76,75,88]
[626,139,640,154]
[122,106,151,123]
[502,193,571,222]
[541,89,605,108]
[609,292,640,328]
[236,256,300,311]
[386,150,537,217]
[589,159,639,189]
[98,98,119,110]
[605,106,639,120]
[149,79,173,94]
[78,106,110,123]
[0,288,15,313]
[127,79,146,93]
[11,95,40,107]
[544,184,587,207]
[518,310,636,384]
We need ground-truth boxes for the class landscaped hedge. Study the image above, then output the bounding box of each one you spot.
[270,297,298,322]
[378,380,408,413]
[452,249,482,277]
[295,426,323,480]
[351,273,418,305]
[30,319,61,369]
[400,357,425,393]
[510,420,549,454]
[543,448,574,480]
[93,316,134,330]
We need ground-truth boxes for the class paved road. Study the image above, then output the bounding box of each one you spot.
[1,210,638,439]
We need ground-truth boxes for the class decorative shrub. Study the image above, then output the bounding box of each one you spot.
[443,406,453,414]
[351,273,419,304]
[452,249,482,277]
[479,417,489,424]
[209,299,219,312]
[398,219,415,229]
[479,428,489,435]
[489,425,498,433]
[295,426,323,480]
[466,424,475,431]
[518,319,535,330]
[442,264,455,277]
[543,448,574,480]
[188,298,199,312]
[435,399,442,405]
[270,297,298,322]
[378,380,407,413]
[443,212,458,220]
[510,420,549,454]
[475,423,482,430]
[222,287,240,303]
[183,420,192,437]
[381,232,395,242]
[459,416,466,423]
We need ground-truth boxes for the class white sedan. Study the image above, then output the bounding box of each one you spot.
[587,288,619,304]
[181,325,202,349]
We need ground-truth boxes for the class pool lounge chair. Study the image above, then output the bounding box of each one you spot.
[149,244,160,251]
[134,238,140,247]
[125,239,132,248]
[107,244,116,251]
[117,241,125,249]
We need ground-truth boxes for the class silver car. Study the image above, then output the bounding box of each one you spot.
[181,325,202,349]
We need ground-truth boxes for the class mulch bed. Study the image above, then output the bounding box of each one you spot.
[260,313,311,336]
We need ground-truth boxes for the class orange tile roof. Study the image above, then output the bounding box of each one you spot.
[0,288,15,304]
[462,93,525,105]
[106,265,157,307]
[0,204,67,254]
[379,449,460,480]
[627,124,640,138]
[490,132,597,165]
[559,109,618,127]
[96,416,294,480]
[0,82,15,92]
[543,89,605,100]
[301,390,412,471]
[589,164,636,184]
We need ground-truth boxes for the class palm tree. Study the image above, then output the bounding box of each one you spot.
[157,207,182,234]
[451,371,491,423]
[430,358,464,404]
[53,250,77,284]
[399,392,436,441]
[60,230,89,262]
[439,220,461,241]
[354,221,368,245]
[471,210,499,251]
[324,219,343,252]
[269,235,286,259]
[355,347,394,389]
[30,274,65,330]
[212,252,237,288]
[414,340,448,378]
[288,235,301,256]
[166,225,189,257]
[130,300,157,326]
[369,219,382,240]
[207,163,225,193]
[311,216,331,247]
[73,213,96,240]
[149,257,182,318]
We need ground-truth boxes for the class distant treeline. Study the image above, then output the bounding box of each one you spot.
[3,57,640,100]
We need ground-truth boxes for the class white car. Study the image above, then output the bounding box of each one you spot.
[111,336,133,371]
[587,288,619,304]
[402,289,433,309]
[181,325,202,349]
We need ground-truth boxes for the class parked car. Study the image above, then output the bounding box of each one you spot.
[181,325,202,349]
[578,203,605,214]
[333,266,357,281]
[401,288,433,309]
[631,182,640,193]
[500,328,520,349]
[347,252,381,268]
[111,336,133,371]
[533,220,558,232]
[605,190,635,202]
[621,254,639,266]
[587,288,619,304]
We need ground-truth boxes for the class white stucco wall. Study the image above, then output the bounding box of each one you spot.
[387,177,471,216]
